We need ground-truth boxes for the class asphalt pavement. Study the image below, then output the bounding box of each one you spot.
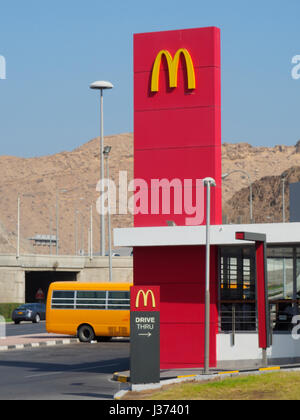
[0,340,130,400]
[5,321,47,337]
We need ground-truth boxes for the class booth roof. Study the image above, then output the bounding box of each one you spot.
[114,223,300,247]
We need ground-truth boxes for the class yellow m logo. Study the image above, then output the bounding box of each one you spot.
[135,290,156,309]
[151,48,196,92]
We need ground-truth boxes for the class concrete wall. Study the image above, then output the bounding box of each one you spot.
[217,332,300,368]
[0,255,133,303]
[77,258,133,283]
[0,268,24,303]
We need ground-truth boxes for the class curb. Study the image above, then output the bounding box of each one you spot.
[113,364,300,384]
[113,372,130,383]
[112,364,300,398]
[0,337,79,352]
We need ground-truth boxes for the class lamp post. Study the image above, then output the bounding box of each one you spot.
[75,197,84,255]
[103,145,112,282]
[56,189,68,256]
[90,204,93,260]
[282,177,286,223]
[17,195,20,259]
[222,170,253,223]
[17,193,35,259]
[203,177,216,375]
[90,81,113,257]
[75,209,79,255]
[75,210,84,255]
[49,208,53,255]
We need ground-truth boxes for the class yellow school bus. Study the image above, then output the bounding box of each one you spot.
[46,282,131,342]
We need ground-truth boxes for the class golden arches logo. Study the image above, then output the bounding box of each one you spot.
[151,48,196,92]
[135,290,156,309]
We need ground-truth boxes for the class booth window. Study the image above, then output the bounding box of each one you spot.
[220,245,300,334]
[267,246,299,332]
[219,246,256,332]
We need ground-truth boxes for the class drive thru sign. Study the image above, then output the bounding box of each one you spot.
[130,286,160,384]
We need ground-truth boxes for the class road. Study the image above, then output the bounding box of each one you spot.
[0,340,130,400]
[6,321,47,337]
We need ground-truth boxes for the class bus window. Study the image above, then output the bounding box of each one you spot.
[75,291,106,310]
[51,291,75,309]
[107,291,130,310]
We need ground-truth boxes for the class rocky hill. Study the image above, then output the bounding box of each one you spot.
[223,166,300,224]
[1,134,300,255]
[222,141,300,224]
[0,134,133,255]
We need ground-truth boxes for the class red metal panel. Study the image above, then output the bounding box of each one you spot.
[134,67,221,111]
[160,324,216,368]
[134,146,222,226]
[134,107,221,150]
[134,27,221,228]
[133,185,221,227]
[134,27,221,72]
[255,242,268,349]
[134,147,221,180]
[133,246,218,368]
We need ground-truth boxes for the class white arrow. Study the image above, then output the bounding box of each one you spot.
[138,332,152,337]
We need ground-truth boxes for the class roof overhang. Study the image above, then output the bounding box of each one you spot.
[114,223,300,247]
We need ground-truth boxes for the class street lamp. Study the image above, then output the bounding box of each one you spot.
[56,189,68,256]
[17,193,35,259]
[281,177,286,223]
[17,195,20,259]
[103,145,112,282]
[203,177,216,375]
[90,80,113,257]
[75,197,84,255]
[222,170,253,223]
[89,205,93,260]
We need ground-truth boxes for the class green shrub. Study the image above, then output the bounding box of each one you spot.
[0,303,23,322]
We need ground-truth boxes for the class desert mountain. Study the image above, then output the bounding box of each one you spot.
[0,134,300,255]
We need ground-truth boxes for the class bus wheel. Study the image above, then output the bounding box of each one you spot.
[77,324,95,343]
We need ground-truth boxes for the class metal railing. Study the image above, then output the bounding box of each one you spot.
[219,299,300,340]
[220,301,257,334]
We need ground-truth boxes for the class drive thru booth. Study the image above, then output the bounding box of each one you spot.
[114,26,300,370]
[115,223,300,369]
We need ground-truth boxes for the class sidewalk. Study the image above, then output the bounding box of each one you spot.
[0,333,79,352]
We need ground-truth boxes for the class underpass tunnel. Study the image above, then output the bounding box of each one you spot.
[25,271,78,303]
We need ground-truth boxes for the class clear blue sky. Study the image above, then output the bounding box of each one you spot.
[0,0,299,157]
